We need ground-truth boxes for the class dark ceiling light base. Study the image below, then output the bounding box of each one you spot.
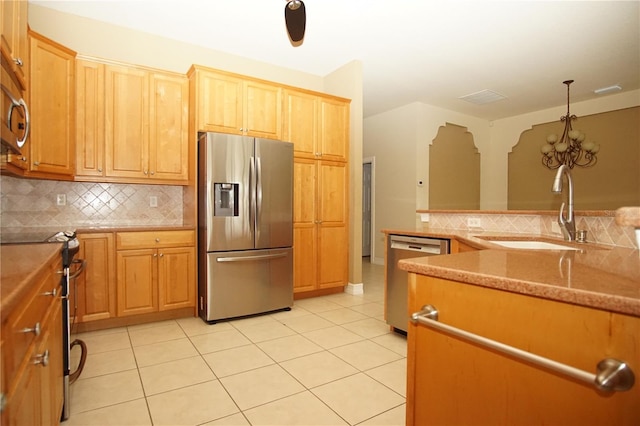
[285,0,306,45]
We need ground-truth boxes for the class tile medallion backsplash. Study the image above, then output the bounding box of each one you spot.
[0,176,183,230]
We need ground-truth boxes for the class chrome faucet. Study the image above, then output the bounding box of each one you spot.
[551,165,575,241]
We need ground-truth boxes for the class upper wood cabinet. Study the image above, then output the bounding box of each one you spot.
[28,31,76,177]
[104,64,149,179]
[283,89,349,162]
[76,58,189,184]
[75,59,105,177]
[1,0,29,91]
[318,97,349,162]
[189,66,283,139]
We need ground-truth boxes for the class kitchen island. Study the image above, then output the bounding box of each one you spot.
[395,231,639,425]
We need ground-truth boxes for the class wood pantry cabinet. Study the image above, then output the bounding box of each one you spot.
[28,31,76,177]
[73,233,116,323]
[406,274,640,425]
[1,0,29,91]
[292,158,349,294]
[116,230,196,316]
[1,252,63,425]
[75,58,189,184]
[189,66,282,139]
[283,88,350,295]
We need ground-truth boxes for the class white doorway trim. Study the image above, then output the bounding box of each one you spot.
[363,156,376,262]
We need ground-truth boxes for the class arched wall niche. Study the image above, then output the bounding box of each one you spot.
[508,106,640,210]
[429,123,480,210]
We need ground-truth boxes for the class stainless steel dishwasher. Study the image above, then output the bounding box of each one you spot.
[386,235,449,333]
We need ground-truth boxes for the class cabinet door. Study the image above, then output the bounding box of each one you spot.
[1,0,28,91]
[105,65,149,179]
[407,275,640,425]
[76,233,116,322]
[293,158,317,292]
[158,246,195,311]
[244,80,282,139]
[6,354,39,426]
[282,89,317,158]
[148,72,189,181]
[318,97,349,162]
[116,249,157,316]
[75,59,105,177]
[196,70,243,134]
[29,32,76,175]
[37,301,63,426]
[317,160,348,288]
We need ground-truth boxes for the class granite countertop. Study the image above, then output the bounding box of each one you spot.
[383,228,640,317]
[1,243,63,322]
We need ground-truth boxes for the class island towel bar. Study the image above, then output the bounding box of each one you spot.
[411,305,635,393]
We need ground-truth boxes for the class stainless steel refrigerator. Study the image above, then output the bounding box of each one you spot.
[197,132,294,322]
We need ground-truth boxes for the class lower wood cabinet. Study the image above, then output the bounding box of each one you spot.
[406,274,640,425]
[116,230,195,316]
[1,252,63,425]
[74,233,116,323]
[293,158,348,295]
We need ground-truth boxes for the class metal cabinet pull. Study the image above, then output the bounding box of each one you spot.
[217,253,287,263]
[411,305,635,393]
[33,350,49,366]
[14,57,23,67]
[42,288,57,297]
[21,322,41,336]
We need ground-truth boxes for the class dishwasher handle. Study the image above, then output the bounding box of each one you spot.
[390,235,448,255]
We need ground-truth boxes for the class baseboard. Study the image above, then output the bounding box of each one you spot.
[345,282,364,295]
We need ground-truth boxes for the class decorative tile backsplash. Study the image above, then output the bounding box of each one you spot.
[422,211,638,249]
[0,176,183,229]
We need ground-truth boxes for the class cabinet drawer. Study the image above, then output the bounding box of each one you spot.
[116,230,195,249]
[5,264,61,384]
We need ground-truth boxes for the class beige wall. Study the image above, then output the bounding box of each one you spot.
[363,103,489,264]
[28,3,365,287]
[28,4,324,90]
[429,123,480,210]
[508,106,640,210]
[363,91,639,262]
[490,90,640,209]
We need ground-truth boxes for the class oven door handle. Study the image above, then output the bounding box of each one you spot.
[68,259,86,280]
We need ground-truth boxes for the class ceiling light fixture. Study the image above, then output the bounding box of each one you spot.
[284,0,306,45]
[594,84,622,95]
[540,80,600,169]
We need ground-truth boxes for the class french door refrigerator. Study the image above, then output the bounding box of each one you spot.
[197,132,294,322]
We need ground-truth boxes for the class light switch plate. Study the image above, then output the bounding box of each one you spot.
[149,196,158,208]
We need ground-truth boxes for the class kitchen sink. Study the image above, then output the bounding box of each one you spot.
[487,240,579,250]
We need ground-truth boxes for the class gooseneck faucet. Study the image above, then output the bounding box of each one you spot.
[551,164,575,241]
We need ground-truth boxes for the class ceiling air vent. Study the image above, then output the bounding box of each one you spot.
[459,89,507,105]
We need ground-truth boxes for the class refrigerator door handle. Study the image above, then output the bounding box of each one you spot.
[249,155,256,232]
[256,156,263,241]
[216,253,288,263]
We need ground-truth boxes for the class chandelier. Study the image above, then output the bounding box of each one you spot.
[540,80,600,169]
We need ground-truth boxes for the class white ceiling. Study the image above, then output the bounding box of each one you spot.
[31,0,640,120]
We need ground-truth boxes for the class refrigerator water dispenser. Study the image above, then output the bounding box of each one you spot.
[214,183,239,216]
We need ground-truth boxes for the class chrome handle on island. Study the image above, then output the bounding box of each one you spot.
[411,305,635,393]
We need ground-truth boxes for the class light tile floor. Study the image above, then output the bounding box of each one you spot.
[67,259,406,426]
